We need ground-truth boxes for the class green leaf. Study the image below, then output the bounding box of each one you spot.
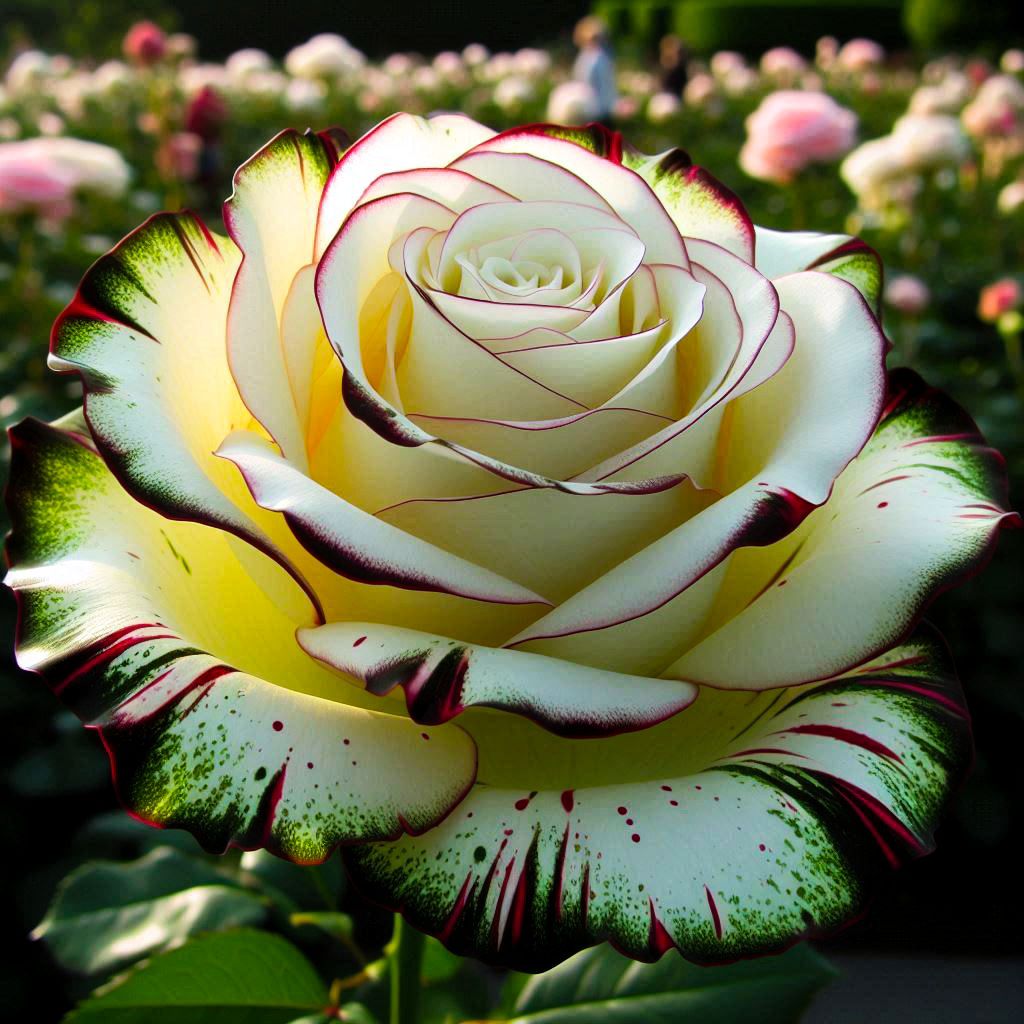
[420,937,462,984]
[66,929,327,1024]
[35,848,267,977]
[498,944,837,1024]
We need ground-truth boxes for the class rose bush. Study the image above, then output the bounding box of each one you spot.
[5,114,1015,971]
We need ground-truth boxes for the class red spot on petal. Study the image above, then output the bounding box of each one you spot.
[626,818,634,825]
[343,738,350,745]
[759,843,766,851]
[514,797,530,811]
[695,785,702,791]
[705,886,723,939]
[661,785,672,792]
[353,635,367,647]
[631,833,641,843]
[670,799,679,806]
[560,789,575,812]
[306,761,314,769]
[617,806,628,815]
[878,501,889,509]
[272,721,284,732]
[504,828,513,836]
[421,732,430,740]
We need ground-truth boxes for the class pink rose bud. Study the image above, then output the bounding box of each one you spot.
[885,275,931,316]
[0,141,75,221]
[123,21,168,67]
[740,90,857,183]
[978,278,1021,323]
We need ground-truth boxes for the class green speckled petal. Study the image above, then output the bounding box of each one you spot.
[5,417,477,861]
[344,627,968,970]
[47,210,319,613]
[668,368,1017,688]
[621,147,755,262]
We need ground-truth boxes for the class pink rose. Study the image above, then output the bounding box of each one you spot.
[123,21,167,67]
[0,140,76,221]
[884,275,931,316]
[740,90,857,183]
[760,47,807,83]
[836,38,885,72]
[978,278,1021,323]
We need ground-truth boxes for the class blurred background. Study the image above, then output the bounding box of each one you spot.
[1,1,1022,1020]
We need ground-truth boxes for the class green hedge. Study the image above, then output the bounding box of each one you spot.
[904,0,1023,52]
[595,0,906,53]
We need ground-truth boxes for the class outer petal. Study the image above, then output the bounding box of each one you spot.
[299,622,696,737]
[5,416,477,861]
[345,628,969,969]
[217,430,547,606]
[224,129,339,469]
[754,226,882,311]
[47,211,319,616]
[622,146,755,262]
[668,369,1018,688]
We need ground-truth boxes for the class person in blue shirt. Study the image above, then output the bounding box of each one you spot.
[572,16,618,126]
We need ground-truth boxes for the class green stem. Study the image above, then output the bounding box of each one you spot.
[389,914,425,1024]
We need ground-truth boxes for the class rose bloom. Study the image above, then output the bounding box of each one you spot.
[961,75,1024,140]
[285,33,365,79]
[647,92,682,124]
[0,136,130,204]
[546,81,600,125]
[978,278,1021,322]
[884,274,930,316]
[0,140,76,220]
[1002,49,1024,75]
[7,115,1015,970]
[740,90,857,184]
[759,47,807,83]
[123,21,167,67]
[997,180,1024,214]
[684,73,716,108]
[836,38,885,71]
[891,114,971,171]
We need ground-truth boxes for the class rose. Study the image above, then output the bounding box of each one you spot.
[546,81,600,124]
[646,92,681,124]
[759,47,808,84]
[836,38,885,72]
[740,90,857,184]
[962,75,1024,140]
[0,137,129,219]
[284,33,365,80]
[123,21,168,67]
[978,278,1021,322]
[884,274,931,316]
[7,115,1014,971]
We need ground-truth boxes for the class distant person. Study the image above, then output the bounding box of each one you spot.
[572,16,617,125]
[659,34,690,95]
